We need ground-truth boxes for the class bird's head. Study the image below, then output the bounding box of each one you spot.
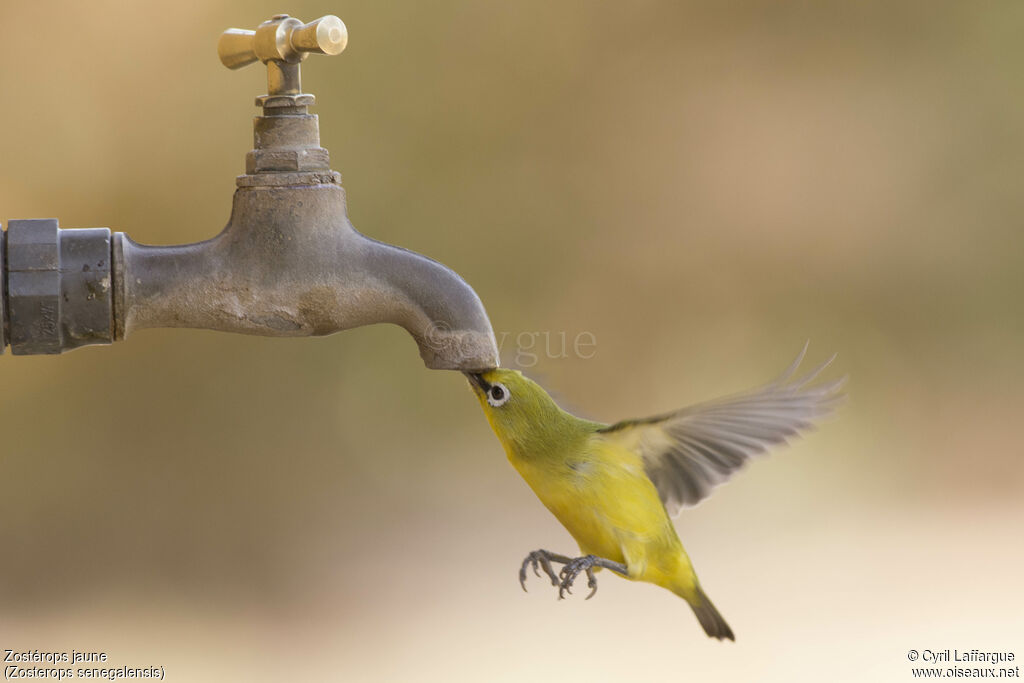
[465,368,545,421]
[464,368,579,453]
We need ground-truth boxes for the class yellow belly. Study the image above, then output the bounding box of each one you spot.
[509,438,694,591]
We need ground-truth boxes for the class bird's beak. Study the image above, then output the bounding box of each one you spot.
[463,371,491,395]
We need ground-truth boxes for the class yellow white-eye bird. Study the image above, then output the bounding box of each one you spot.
[464,345,843,641]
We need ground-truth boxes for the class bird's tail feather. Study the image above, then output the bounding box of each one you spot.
[689,585,735,641]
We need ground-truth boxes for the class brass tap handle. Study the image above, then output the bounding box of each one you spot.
[218,15,347,95]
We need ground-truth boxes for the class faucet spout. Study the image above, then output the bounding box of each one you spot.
[112,183,498,370]
[359,238,500,371]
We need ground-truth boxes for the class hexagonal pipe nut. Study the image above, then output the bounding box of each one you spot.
[3,219,113,354]
[0,233,6,353]
[7,219,62,354]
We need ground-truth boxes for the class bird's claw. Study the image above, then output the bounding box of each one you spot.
[558,555,600,600]
[518,550,624,600]
[519,550,561,592]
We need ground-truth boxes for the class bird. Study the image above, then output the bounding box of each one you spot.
[464,344,843,641]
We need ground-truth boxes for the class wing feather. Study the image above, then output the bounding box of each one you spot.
[598,344,845,516]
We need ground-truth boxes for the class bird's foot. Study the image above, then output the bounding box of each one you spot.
[518,550,629,600]
[519,550,572,592]
[558,555,602,600]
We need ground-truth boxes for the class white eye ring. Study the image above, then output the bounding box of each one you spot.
[487,382,511,407]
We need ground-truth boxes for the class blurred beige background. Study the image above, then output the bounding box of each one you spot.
[1,1,1022,681]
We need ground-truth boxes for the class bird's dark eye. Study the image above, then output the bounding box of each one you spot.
[487,382,511,407]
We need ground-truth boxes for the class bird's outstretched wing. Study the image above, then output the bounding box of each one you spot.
[597,343,845,516]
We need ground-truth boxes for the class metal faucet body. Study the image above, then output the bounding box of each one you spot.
[0,14,499,371]
[115,181,497,369]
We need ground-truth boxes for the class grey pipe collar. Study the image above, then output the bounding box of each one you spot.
[0,219,113,355]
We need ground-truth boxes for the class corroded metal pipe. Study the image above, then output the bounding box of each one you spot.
[0,13,499,371]
[113,182,497,369]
